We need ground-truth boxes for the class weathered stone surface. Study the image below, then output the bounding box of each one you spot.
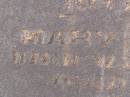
[0,0,130,97]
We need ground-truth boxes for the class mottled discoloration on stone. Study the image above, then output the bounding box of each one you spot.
[0,0,129,97]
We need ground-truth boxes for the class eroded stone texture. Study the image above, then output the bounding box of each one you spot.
[0,0,130,97]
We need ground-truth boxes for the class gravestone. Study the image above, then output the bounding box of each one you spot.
[0,0,130,97]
